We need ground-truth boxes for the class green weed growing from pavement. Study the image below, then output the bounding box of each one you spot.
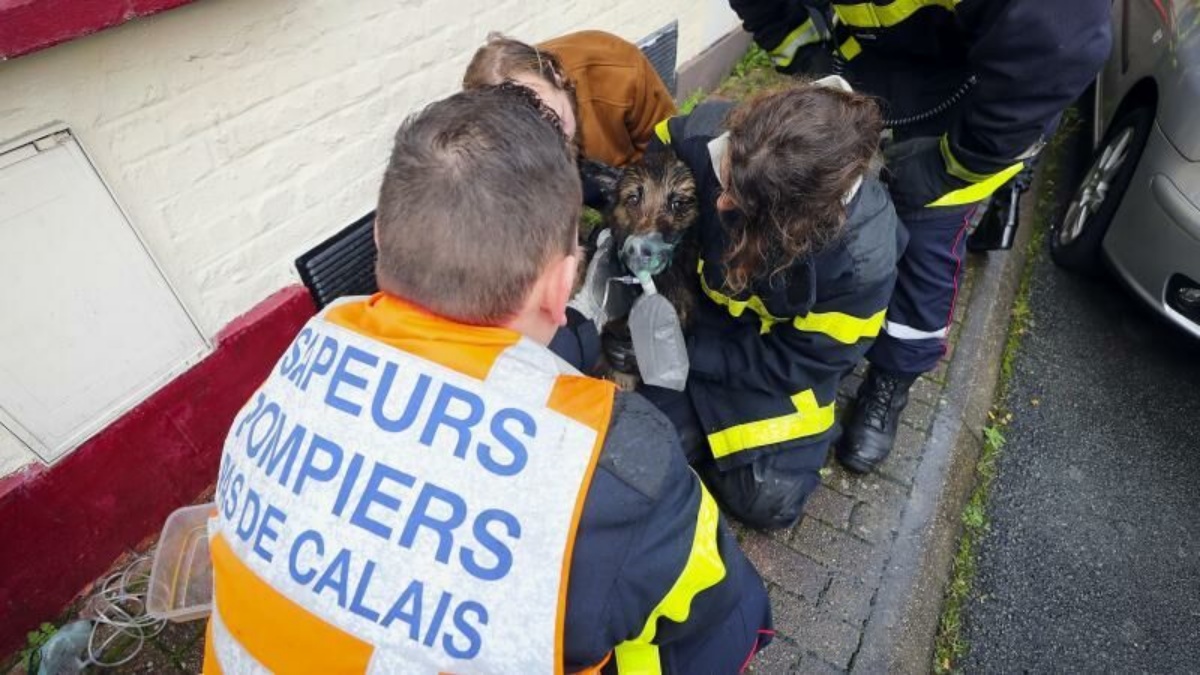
[714,45,789,102]
[678,87,707,114]
[20,622,58,671]
[733,44,773,77]
[933,106,1084,674]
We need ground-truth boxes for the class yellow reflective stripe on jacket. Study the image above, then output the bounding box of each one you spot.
[613,487,727,674]
[707,389,836,458]
[929,134,1026,207]
[793,308,887,344]
[697,260,785,334]
[653,118,672,145]
[769,18,821,68]
[834,0,958,28]
[837,36,863,60]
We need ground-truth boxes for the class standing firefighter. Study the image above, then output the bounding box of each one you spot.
[202,86,770,674]
[728,0,1112,472]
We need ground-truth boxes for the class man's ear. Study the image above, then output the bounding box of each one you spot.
[545,252,579,326]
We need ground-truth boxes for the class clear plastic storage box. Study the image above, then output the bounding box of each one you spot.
[146,503,215,622]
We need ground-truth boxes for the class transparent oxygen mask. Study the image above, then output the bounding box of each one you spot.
[618,233,689,391]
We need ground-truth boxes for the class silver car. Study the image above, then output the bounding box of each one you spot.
[1051,0,1200,338]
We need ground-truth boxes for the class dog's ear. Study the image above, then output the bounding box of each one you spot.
[579,158,622,210]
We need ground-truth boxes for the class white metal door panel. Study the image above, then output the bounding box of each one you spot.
[0,132,207,462]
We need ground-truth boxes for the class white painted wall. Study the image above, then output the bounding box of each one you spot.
[0,0,738,339]
[0,0,740,476]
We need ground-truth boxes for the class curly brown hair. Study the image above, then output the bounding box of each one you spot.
[720,82,883,294]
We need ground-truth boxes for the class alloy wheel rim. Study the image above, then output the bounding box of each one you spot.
[1059,126,1134,246]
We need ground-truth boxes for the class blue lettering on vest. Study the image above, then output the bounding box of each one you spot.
[350,461,416,540]
[479,408,535,477]
[216,455,236,505]
[287,330,321,386]
[260,421,307,486]
[420,384,483,460]
[222,473,245,521]
[233,393,266,440]
[372,366,431,433]
[235,488,262,542]
[348,559,382,623]
[312,548,351,608]
[289,529,323,585]
[252,504,287,564]
[300,336,340,391]
[422,590,453,648]
[325,345,379,417]
[245,401,282,460]
[331,452,365,518]
[444,600,487,660]
[280,328,314,377]
[292,433,344,496]
[461,508,520,582]
[398,483,466,565]
[381,580,424,640]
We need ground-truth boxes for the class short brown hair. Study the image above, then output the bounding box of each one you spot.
[722,82,883,293]
[374,86,581,324]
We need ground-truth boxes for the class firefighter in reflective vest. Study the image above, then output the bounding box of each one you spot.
[202,86,771,674]
[727,0,1111,473]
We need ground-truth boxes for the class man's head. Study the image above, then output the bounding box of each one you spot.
[375,85,582,343]
[463,33,579,143]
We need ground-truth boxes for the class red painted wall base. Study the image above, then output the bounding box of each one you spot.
[0,285,315,659]
[0,0,199,59]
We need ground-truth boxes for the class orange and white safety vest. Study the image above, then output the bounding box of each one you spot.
[203,294,615,674]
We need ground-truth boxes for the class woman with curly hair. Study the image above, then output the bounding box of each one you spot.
[647,80,907,529]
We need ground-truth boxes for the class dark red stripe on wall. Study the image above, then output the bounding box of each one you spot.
[0,0,199,59]
[0,285,314,659]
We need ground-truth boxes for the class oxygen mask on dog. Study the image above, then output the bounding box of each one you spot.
[614,232,689,391]
[619,232,678,280]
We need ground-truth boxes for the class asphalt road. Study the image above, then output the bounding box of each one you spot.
[960,239,1200,673]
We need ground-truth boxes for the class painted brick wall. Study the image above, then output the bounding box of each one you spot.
[0,0,740,477]
[0,0,738,339]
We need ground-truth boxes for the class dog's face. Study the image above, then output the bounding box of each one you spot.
[607,148,698,252]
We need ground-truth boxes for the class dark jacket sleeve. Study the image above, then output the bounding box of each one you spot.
[730,0,822,51]
[687,272,893,395]
[948,0,1112,174]
[563,393,770,670]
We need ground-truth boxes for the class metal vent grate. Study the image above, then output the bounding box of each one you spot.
[294,212,379,309]
[639,21,679,95]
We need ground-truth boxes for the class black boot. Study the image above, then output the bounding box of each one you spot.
[837,368,918,474]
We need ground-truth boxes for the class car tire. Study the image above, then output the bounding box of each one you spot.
[1050,106,1154,274]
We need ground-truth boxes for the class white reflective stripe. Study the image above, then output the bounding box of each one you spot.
[210,602,271,675]
[484,338,562,407]
[882,320,949,340]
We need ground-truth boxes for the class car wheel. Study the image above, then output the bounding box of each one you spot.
[1050,106,1154,274]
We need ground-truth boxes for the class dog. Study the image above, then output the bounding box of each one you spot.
[591,146,701,388]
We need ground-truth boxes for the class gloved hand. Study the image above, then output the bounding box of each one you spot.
[883,136,968,214]
[775,44,834,76]
[601,323,639,375]
[568,229,628,329]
